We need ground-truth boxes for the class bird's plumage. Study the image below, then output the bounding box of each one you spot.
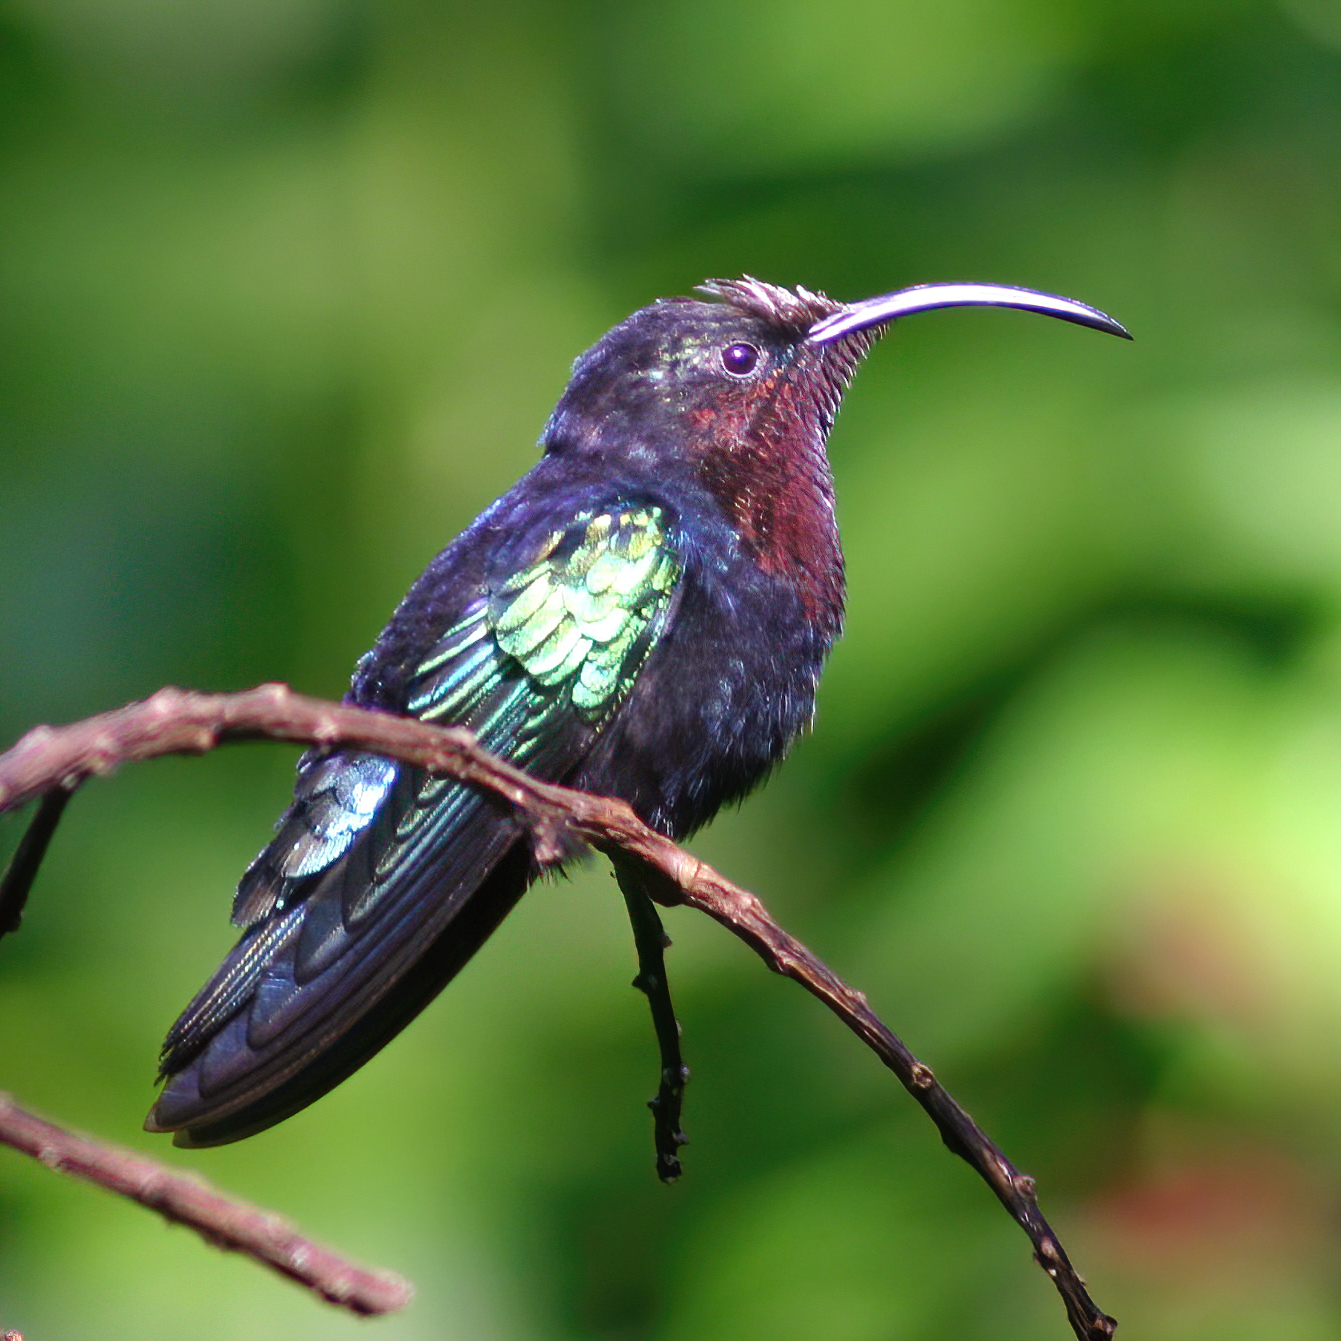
[148,277,1127,1146]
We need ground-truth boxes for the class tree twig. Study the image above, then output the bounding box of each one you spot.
[0,789,72,937]
[0,684,1116,1340]
[613,856,689,1183]
[0,1092,412,1315]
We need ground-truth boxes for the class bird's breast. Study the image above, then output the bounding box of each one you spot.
[574,542,837,838]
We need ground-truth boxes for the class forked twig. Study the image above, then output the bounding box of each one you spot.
[0,685,1115,1339]
[613,856,689,1182]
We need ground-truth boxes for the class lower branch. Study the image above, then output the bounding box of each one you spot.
[0,1093,412,1316]
[0,685,1115,1340]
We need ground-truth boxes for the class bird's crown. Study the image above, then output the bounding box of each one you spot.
[695,277,840,334]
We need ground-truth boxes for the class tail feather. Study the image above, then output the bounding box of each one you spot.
[147,841,532,1146]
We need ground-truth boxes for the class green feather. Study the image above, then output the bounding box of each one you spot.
[408,504,680,747]
[488,505,679,722]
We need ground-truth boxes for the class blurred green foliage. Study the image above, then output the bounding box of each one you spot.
[4,0,1341,1337]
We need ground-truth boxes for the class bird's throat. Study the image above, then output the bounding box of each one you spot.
[693,380,845,636]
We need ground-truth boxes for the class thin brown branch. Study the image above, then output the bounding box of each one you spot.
[621,859,1112,1338]
[0,685,1115,1339]
[0,1093,412,1315]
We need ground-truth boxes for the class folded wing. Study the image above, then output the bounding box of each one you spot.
[148,501,680,1145]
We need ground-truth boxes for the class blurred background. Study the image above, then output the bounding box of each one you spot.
[4,0,1341,1337]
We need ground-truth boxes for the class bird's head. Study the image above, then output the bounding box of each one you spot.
[541,276,1128,473]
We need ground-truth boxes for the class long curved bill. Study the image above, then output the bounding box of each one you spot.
[807,282,1131,344]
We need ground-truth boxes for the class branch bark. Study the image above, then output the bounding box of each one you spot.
[0,685,1116,1340]
[0,1094,412,1314]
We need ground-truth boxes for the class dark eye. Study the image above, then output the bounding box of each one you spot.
[721,342,759,376]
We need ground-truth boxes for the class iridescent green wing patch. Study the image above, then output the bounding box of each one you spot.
[405,504,679,740]
[488,505,679,721]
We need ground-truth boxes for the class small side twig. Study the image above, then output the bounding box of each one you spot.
[613,856,689,1183]
[0,1093,412,1315]
[0,789,71,937]
[0,685,1115,1340]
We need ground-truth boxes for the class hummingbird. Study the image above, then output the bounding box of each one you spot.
[147,278,1128,1147]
